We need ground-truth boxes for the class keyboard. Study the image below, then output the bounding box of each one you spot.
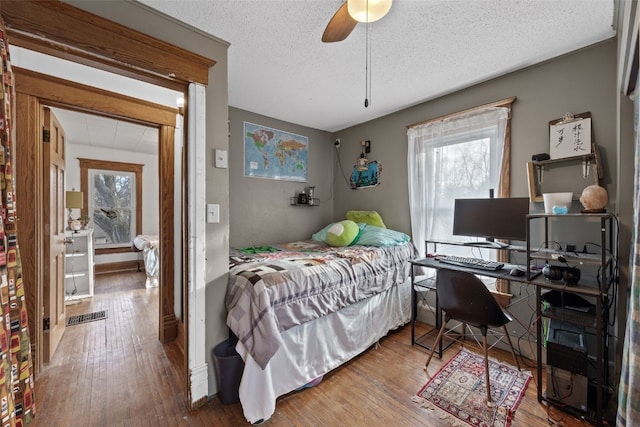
[437,255,504,271]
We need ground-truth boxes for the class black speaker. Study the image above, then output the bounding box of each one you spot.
[542,264,580,285]
[532,153,551,161]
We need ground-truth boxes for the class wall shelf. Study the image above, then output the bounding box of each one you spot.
[526,144,604,202]
[289,197,320,206]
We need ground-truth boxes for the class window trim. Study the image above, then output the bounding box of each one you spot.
[79,158,143,255]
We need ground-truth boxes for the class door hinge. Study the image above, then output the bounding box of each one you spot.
[42,129,50,143]
[43,317,50,331]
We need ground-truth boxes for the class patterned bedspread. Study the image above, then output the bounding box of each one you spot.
[227,240,418,369]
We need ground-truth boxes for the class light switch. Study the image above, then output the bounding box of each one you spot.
[215,149,228,169]
[207,204,220,223]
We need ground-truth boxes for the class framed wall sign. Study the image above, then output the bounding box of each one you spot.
[549,112,592,160]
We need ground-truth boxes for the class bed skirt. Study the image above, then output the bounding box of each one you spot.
[233,278,411,424]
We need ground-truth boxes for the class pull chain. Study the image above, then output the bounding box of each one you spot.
[364,1,371,108]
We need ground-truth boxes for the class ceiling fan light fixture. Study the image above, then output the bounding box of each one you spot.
[347,0,392,23]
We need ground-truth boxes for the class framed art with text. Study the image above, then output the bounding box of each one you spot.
[549,112,592,160]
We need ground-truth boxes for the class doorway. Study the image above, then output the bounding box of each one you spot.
[2,0,219,408]
[14,67,181,373]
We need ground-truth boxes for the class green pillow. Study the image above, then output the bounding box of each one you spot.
[346,210,386,228]
[325,220,360,247]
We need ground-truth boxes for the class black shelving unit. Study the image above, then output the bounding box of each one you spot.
[526,213,616,426]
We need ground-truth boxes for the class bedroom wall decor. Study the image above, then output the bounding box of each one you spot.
[243,121,308,182]
[549,112,592,159]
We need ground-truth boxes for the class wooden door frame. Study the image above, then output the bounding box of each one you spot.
[15,68,179,373]
[3,1,217,407]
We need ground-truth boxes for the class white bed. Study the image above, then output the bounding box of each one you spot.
[226,239,416,423]
[132,234,159,288]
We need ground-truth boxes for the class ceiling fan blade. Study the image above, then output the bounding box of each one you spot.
[322,2,357,43]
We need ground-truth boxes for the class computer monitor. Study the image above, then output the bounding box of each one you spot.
[452,197,530,247]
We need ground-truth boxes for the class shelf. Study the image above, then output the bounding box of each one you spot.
[542,306,596,328]
[528,277,604,296]
[413,278,436,290]
[528,249,611,266]
[531,152,595,167]
[526,145,603,203]
[65,272,87,279]
[65,293,91,302]
[289,197,320,206]
[424,239,527,252]
[65,229,94,299]
[527,212,612,219]
[65,252,87,258]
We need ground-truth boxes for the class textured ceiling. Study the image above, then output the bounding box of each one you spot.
[14,1,618,153]
[140,0,616,132]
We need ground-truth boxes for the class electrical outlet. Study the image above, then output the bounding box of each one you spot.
[334,138,340,148]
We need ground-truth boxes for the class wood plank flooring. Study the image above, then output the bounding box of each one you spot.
[31,272,598,426]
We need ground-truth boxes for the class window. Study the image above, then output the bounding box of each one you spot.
[79,159,143,253]
[407,100,514,292]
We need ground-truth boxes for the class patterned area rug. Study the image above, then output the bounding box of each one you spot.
[414,348,531,427]
[66,310,108,326]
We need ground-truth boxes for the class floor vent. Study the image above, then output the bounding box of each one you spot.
[66,310,108,326]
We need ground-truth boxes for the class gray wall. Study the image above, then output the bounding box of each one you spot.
[331,39,634,371]
[229,107,335,248]
[332,40,622,235]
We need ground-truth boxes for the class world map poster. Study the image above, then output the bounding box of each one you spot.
[244,122,308,182]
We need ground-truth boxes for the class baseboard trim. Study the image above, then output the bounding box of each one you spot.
[162,314,179,343]
[176,320,185,362]
[188,362,209,410]
[95,260,140,275]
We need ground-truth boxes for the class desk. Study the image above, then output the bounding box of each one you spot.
[409,257,530,356]
[410,252,609,426]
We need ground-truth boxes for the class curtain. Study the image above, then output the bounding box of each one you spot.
[407,107,509,252]
[617,71,640,426]
[0,21,36,425]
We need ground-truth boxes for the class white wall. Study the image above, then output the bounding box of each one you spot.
[66,143,159,265]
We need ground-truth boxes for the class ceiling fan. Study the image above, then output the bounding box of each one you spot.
[322,0,393,43]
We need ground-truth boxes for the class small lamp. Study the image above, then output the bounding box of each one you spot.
[347,0,393,23]
[65,190,83,229]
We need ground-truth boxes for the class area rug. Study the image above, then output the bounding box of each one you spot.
[413,348,531,427]
[66,310,108,326]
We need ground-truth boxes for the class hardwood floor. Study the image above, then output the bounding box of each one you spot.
[31,272,598,426]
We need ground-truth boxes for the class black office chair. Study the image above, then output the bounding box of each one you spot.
[424,268,521,404]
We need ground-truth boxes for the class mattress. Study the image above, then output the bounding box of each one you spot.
[227,240,418,369]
